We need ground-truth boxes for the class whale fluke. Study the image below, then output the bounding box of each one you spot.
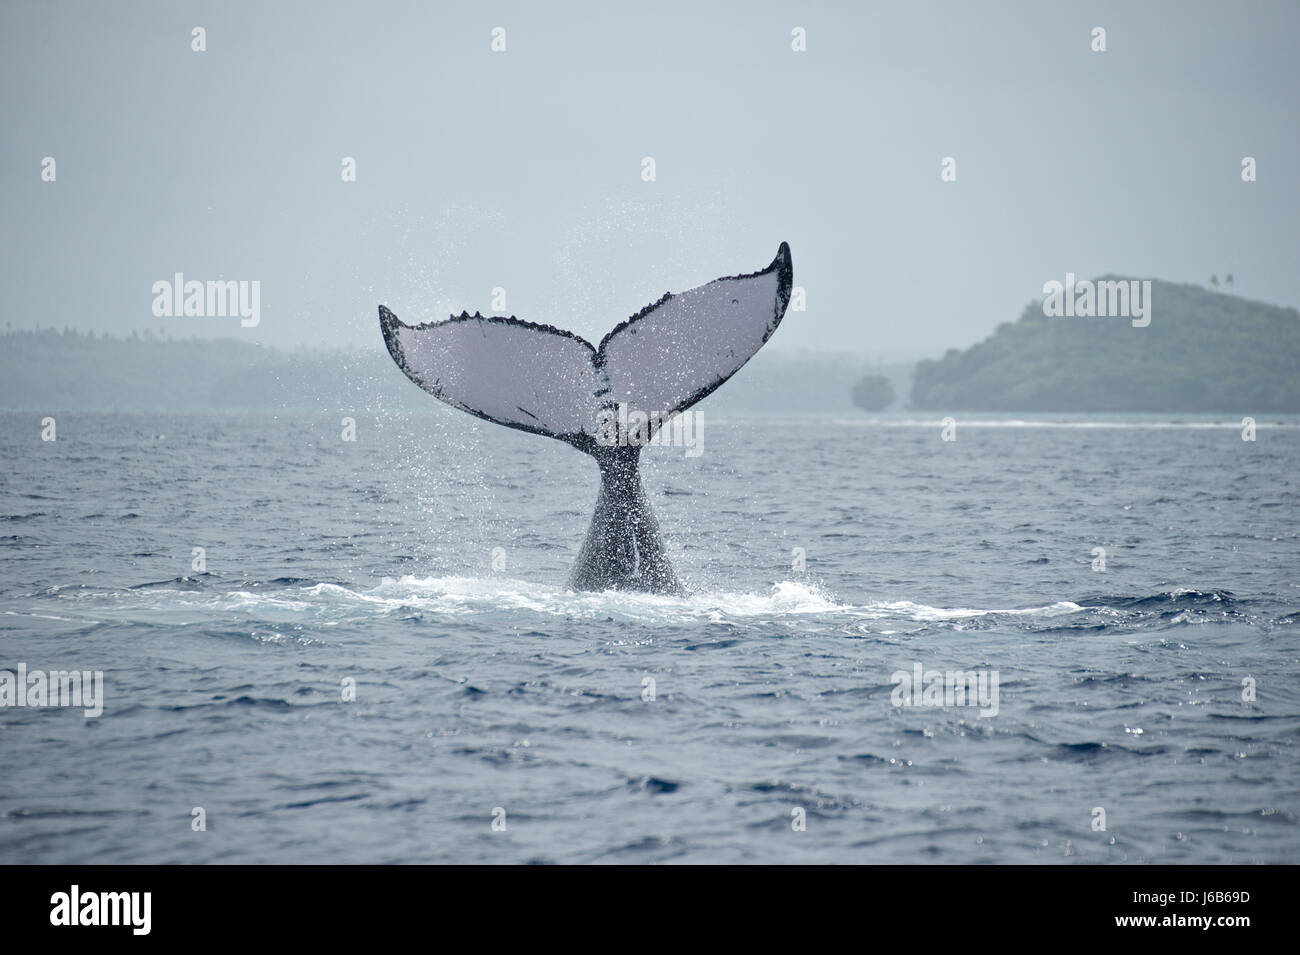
[379,242,793,593]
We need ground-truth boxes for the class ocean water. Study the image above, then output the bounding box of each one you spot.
[1,410,1297,864]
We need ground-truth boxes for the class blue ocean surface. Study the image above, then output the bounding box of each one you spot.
[1,411,1297,863]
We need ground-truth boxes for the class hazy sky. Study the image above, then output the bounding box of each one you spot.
[3,0,1297,359]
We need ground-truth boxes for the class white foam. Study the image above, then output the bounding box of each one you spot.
[357,575,845,623]
[315,576,1084,627]
[855,599,1084,621]
[37,576,1090,630]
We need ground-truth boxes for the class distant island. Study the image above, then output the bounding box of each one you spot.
[11,276,1295,417]
[904,279,1300,412]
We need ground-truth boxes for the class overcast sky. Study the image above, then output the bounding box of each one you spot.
[3,0,1297,359]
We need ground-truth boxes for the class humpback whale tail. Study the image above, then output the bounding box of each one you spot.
[379,242,793,594]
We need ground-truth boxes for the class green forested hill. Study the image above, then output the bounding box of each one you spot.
[910,279,1300,412]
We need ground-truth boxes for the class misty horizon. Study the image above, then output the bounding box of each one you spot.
[4,0,1297,360]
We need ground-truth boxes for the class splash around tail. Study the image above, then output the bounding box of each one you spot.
[569,444,680,594]
[378,242,793,594]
